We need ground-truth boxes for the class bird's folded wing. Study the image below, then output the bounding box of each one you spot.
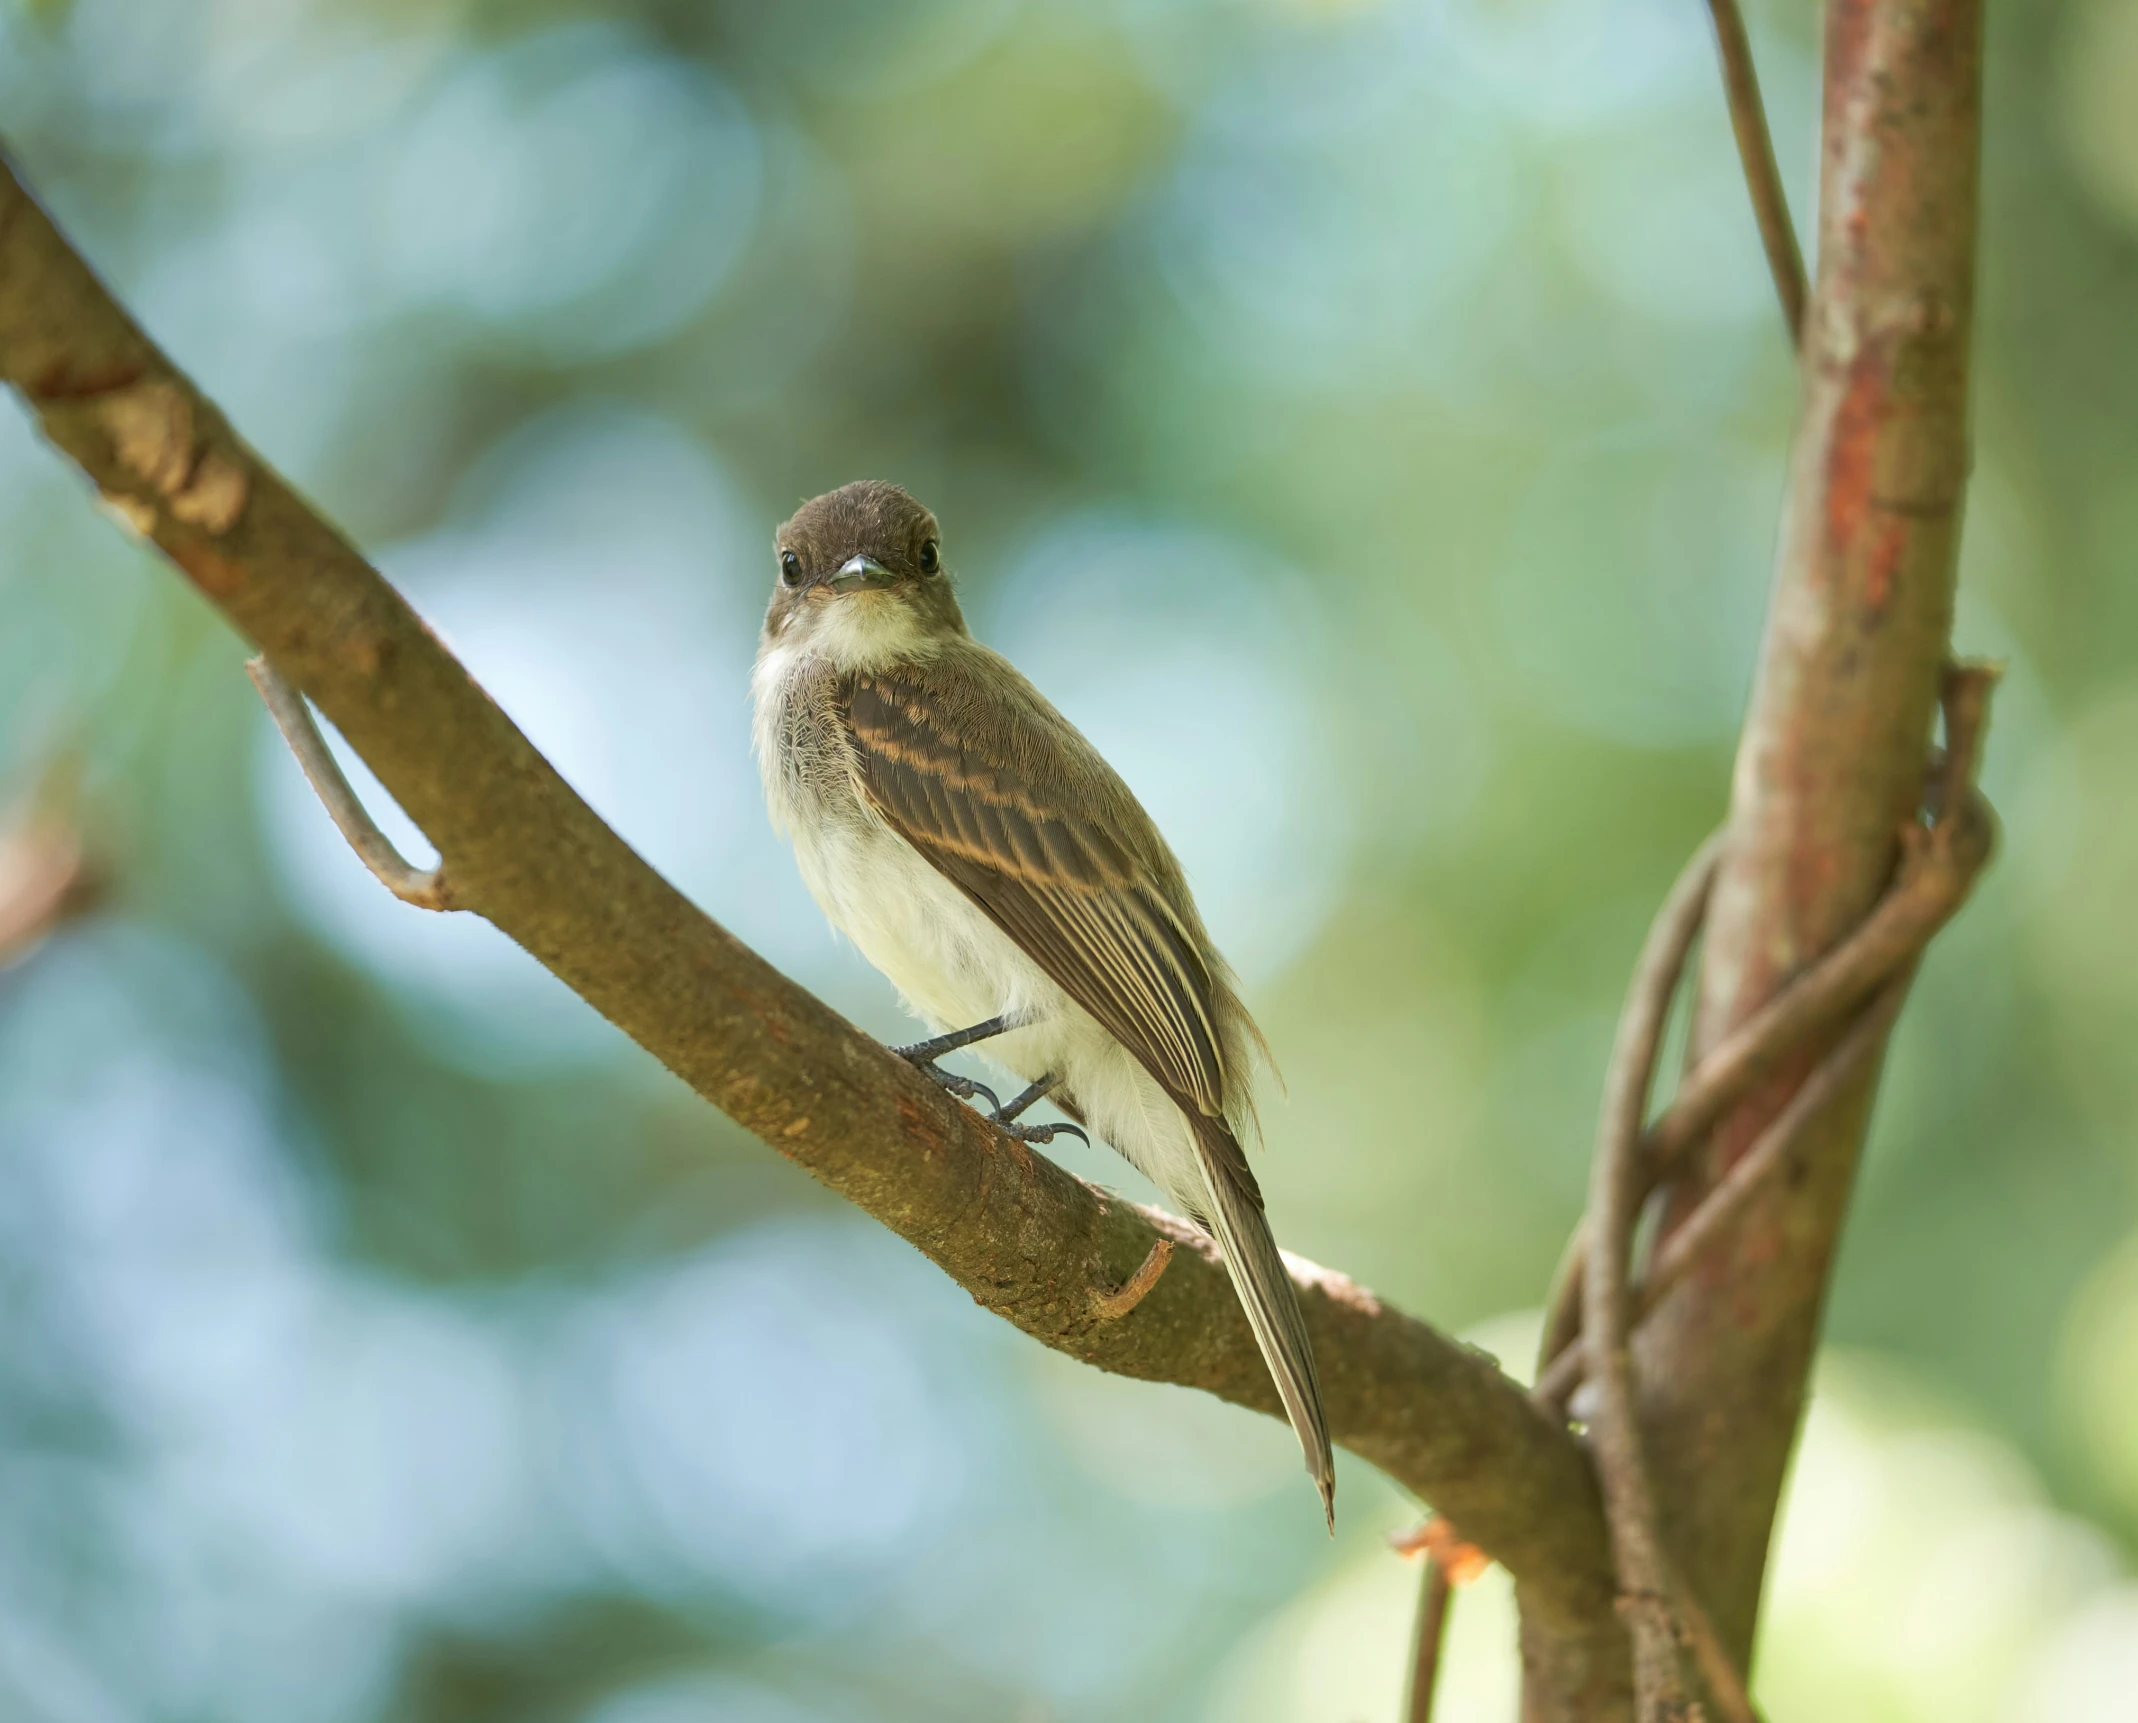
[841,661,1231,1124]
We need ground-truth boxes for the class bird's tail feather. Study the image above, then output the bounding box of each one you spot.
[1193,1117,1335,1530]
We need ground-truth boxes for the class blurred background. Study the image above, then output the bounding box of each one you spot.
[0,0,2133,1717]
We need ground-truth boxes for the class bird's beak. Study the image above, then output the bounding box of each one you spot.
[826,554,897,594]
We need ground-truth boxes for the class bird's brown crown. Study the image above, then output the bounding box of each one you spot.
[776,481,941,583]
[764,480,965,647]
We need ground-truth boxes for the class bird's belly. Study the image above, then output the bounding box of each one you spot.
[775,774,1212,1213]
[798,815,1061,1038]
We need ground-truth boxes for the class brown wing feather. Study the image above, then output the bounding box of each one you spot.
[846,659,1325,1512]
[843,660,1245,1147]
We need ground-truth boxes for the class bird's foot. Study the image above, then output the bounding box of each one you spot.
[894,1029,1087,1145]
[994,1119,1090,1147]
[990,1073,1091,1146]
[894,1018,1017,1113]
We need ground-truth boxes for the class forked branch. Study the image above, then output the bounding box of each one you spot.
[247,658,452,911]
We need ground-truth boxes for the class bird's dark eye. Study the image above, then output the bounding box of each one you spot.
[779,549,803,587]
[918,538,940,575]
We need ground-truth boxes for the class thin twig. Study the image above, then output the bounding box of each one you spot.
[1535,1218,1592,1394]
[1642,791,1986,1181]
[1645,663,1999,1178]
[1936,660,1997,809]
[1533,838,1724,1412]
[1538,676,1998,1417]
[1672,1572,1764,1723]
[1532,1336,1582,1416]
[1534,977,1907,1408]
[1537,776,1994,1408]
[1391,1516,1487,1723]
[245,657,453,911]
[1091,1237,1173,1320]
[1702,0,1807,346]
[1571,665,1996,1720]
[1404,1561,1453,1723]
[1582,842,1720,1720]
[1530,837,1727,1419]
[1644,981,1906,1308]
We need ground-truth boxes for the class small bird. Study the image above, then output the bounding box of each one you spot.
[751,480,1333,1526]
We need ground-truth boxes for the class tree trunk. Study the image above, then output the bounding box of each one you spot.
[1519,0,1981,1711]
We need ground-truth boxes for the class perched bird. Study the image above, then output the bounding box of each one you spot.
[751,480,1333,1526]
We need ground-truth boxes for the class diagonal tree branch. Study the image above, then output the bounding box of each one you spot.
[0,150,1618,1624]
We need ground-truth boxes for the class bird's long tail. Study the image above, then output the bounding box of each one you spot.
[1191,1115,1336,1530]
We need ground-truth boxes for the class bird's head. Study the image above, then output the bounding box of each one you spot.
[764,480,967,662]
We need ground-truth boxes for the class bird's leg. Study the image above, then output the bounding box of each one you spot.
[989,1072,1091,1147]
[995,1074,1055,1122]
[892,1015,1015,1063]
[893,1015,1014,1112]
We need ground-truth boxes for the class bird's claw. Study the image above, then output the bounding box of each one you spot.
[995,1119,1089,1147]
[988,1073,1084,1143]
[912,1061,1001,1113]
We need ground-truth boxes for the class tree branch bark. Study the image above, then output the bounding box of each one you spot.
[0,150,1619,1625]
[1650,0,1981,1658]
[1527,0,1983,1710]
[1517,0,1983,1709]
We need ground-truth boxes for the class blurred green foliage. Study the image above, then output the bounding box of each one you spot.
[3,0,2138,1718]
